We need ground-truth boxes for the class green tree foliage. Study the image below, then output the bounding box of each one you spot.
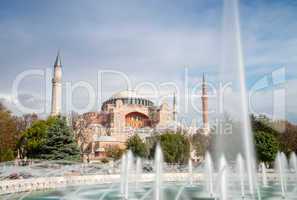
[251,114,297,156]
[39,116,80,160]
[251,115,281,163]
[190,132,211,158]
[150,132,190,164]
[126,134,147,158]
[18,116,57,159]
[251,115,279,136]
[18,120,49,158]
[0,103,17,162]
[106,145,125,160]
[254,131,279,163]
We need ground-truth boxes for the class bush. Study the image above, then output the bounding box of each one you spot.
[0,149,14,161]
[254,131,279,163]
[100,158,109,164]
[126,134,148,158]
[18,120,49,159]
[150,132,190,164]
[106,145,125,160]
[190,132,211,157]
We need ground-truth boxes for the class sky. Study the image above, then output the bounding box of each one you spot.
[0,0,296,124]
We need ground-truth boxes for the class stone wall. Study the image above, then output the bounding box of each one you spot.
[0,173,197,195]
[0,172,287,195]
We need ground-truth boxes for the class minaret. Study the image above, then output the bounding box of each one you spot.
[50,51,62,116]
[202,73,209,134]
[173,92,177,121]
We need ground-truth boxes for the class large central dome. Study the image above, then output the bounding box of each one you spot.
[101,90,154,111]
[111,90,143,99]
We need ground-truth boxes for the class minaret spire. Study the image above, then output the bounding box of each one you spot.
[202,73,209,134]
[202,72,205,84]
[54,50,62,67]
[173,92,177,121]
[51,51,62,116]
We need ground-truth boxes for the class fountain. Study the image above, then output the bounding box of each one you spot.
[3,149,297,199]
[236,154,245,198]
[261,162,268,187]
[217,0,257,196]
[120,154,126,195]
[124,150,133,199]
[218,155,228,200]
[135,157,142,189]
[188,159,193,185]
[275,152,288,199]
[204,152,214,197]
[289,152,297,177]
[154,144,163,200]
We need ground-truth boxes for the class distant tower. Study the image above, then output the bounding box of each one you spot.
[50,51,62,116]
[173,92,177,121]
[202,73,209,134]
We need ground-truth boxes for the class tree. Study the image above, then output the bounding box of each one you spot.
[254,131,279,163]
[150,132,190,164]
[250,114,297,156]
[106,145,125,160]
[14,113,38,132]
[40,116,80,160]
[18,120,49,158]
[126,134,148,158]
[190,131,211,158]
[277,121,297,154]
[18,116,56,159]
[251,114,279,136]
[0,103,17,162]
[72,114,92,157]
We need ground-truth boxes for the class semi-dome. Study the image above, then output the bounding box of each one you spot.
[101,90,154,111]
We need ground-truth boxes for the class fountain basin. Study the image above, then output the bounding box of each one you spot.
[1,172,295,197]
[0,173,204,195]
[3,180,297,200]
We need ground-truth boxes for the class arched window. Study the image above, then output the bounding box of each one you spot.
[125,112,149,128]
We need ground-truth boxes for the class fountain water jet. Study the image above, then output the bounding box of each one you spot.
[261,162,268,187]
[154,144,163,200]
[289,152,297,181]
[135,157,142,189]
[204,152,214,197]
[218,155,228,200]
[124,150,133,199]
[275,152,287,199]
[218,0,257,195]
[236,154,245,198]
[188,159,193,185]
[120,154,126,195]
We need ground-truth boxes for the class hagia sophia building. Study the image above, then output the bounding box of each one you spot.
[50,52,209,162]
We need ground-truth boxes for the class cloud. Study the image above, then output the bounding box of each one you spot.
[248,79,297,123]
[0,92,46,115]
[0,0,296,124]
